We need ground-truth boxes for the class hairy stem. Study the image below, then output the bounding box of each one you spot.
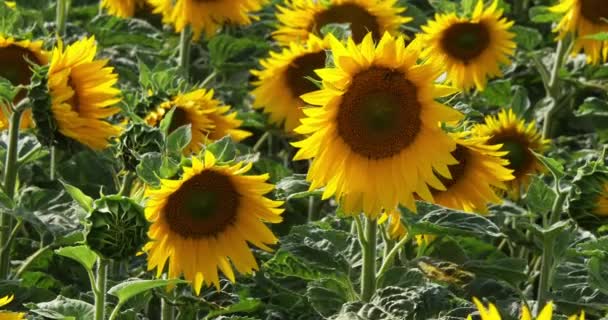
[359,217,377,302]
[94,259,108,320]
[179,26,192,80]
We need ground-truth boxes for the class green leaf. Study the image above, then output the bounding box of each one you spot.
[482,79,511,107]
[510,86,531,115]
[576,236,608,259]
[532,151,565,180]
[55,245,98,272]
[205,297,263,319]
[461,0,475,16]
[401,206,503,239]
[376,267,426,289]
[529,6,562,23]
[585,32,608,41]
[588,257,608,296]
[109,278,186,305]
[0,76,16,103]
[574,97,608,117]
[26,296,94,320]
[136,152,162,186]
[320,23,352,40]
[307,278,352,318]
[525,177,556,215]
[206,136,237,163]
[428,0,458,13]
[0,188,14,209]
[275,174,312,200]
[159,107,176,136]
[166,124,192,155]
[59,181,94,212]
[512,25,543,50]
[464,258,527,286]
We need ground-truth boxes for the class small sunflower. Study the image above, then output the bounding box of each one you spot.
[145,88,251,154]
[251,34,330,133]
[0,295,26,319]
[144,151,284,294]
[430,132,514,213]
[293,33,463,218]
[419,0,516,91]
[273,0,411,45]
[469,298,584,320]
[0,35,48,130]
[378,209,406,240]
[42,36,122,150]
[568,157,608,230]
[147,0,267,39]
[550,0,608,64]
[101,0,148,18]
[472,109,549,197]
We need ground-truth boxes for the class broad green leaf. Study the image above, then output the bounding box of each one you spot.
[525,177,556,215]
[54,246,98,272]
[205,297,262,319]
[529,6,562,23]
[159,107,176,136]
[320,23,352,40]
[463,258,527,285]
[275,174,311,200]
[510,86,531,116]
[136,152,162,186]
[26,296,94,320]
[401,207,502,238]
[461,0,475,16]
[59,181,94,212]
[206,136,237,163]
[0,188,13,209]
[0,76,16,103]
[576,236,608,259]
[376,268,426,289]
[166,124,192,155]
[108,279,186,305]
[532,151,565,180]
[588,257,608,295]
[512,25,543,50]
[574,97,608,117]
[428,0,457,13]
[482,80,511,107]
[585,32,608,41]
[307,278,352,318]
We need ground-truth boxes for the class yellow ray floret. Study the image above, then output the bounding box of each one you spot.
[251,34,330,133]
[419,0,515,91]
[143,151,284,294]
[550,0,608,64]
[101,0,147,18]
[0,35,48,131]
[292,32,463,218]
[469,298,584,320]
[146,88,251,154]
[273,0,411,45]
[147,0,267,39]
[378,209,406,240]
[0,295,26,319]
[429,132,514,213]
[47,36,122,150]
[595,182,608,217]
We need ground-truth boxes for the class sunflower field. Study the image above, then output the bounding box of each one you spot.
[0,0,607,319]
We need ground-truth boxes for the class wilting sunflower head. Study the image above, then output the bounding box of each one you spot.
[471,109,549,198]
[568,156,608,231]
[145,88,251,154]
[0,295,26,319]
[550,0,608,64]
[292,32,463,218]
[31,36,123,150]
[429,132,514,213]
[378,209,406,240]
[143,151,284,294]
[273,0,411,45]
[0,35,48,131]
[101,0,147,18]
[251,34,330,133]
[147,0,267,39]
[116,123,164,171]
[419,0,516,91]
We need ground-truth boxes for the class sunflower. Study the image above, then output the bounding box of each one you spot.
[101,0,148,18]
[0,35,48,131]
[147,0,267,39]
[472,109,549,197]
[378,209,406,240]
[144,151,284,294]
[568,158,608,230]
[469,298,584,320]
[42,36,122,150]
[273,0,411,45]
[430,132,514,213]
[596,181,608,216]
[145,88,251,154]
[251,34,330,133]
[292,33,463,218]
[419,0,515,91]
[550,0,608,64]
[0,295,26,319]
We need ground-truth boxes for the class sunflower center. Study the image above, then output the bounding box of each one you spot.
[436,145,469,191]
[285,51,327,99]
[312,3,380,43]
[580,0,608,24]
[66,77,81,112]
[440,22,490,63]
[163,170,240,239]
[336,67,421,159]
[167,107,190,134]
[489,135,530,176]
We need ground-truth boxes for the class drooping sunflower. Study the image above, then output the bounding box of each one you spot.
[147,0,267,39]
[568,157,608,231]
[0,295,26,319]
[144,151,284,294]
[101,0,148,18]
[0,35,48,130]
[38,36,122,150]
[469,298,584,320]
[550,0,608,64]
[419,0,516,91]
[430,132,514,213]
[273,0,411,45]
[472,109,549,197]
[145,88,251,154]
[293,33,463,218]
[378,209,406,240]
[251,34,330,133]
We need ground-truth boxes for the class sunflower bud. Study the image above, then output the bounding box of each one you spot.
[85,195,148,261]
[115,123,164,171]
[568,157,608,233]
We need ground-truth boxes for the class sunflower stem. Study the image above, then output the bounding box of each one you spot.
[179,25,192,80]
[56,0,69,37]
[94,258,108,320]
[49,147,57,180]
[307,194,317,222]
[359,216,377,302]
[542,38,569,139]
[161,297,174,320]
[376,232,412,282]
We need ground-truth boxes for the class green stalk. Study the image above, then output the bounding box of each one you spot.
[542,39,569,139]
[307,195,317,222]
[359,217,377,302]
[56,0,69,37]
[376,233,412,281]
[161,297,174,320]
[49,147,57,180]
[179,26,192,80]
[94,259,108,320]
[108,301,125,320]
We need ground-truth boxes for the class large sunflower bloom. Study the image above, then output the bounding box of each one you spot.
[45,36,122,150]
[147,0,267,39]
[251,34,330,133]
[144,151,284,294]
[472,109,549,197]
[550,0,608,64]
[0,295,26,319]
[430,132,514,213]
[419,0,515,91]
[0,35,48,130]
[101,0,148,18]
[469,298,584,320]
[273,0,411,45]
[293,33,463,218]
[145,88,251,154]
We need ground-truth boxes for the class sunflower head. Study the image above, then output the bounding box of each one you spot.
[378,209,406,240]
[251,34,330,133]
[471,109,549,198]
[85,195,149,261]
[145,88,251,155]
[101,0,147,18]
[0,295,26,319]
[144,151,283,294]
[470,298,555,320]
[116,123,164,171]
[568,155,608,232]
[273,0,411,45]
[292,32,462,218]
[419,0,516,91]
[550,0,608,64]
